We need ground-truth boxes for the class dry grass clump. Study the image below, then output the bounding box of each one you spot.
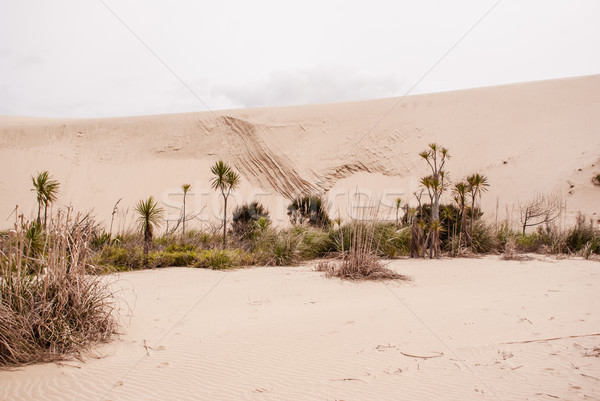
[0,210,118,366]
[319,210,408,281]
[500,238,533,261]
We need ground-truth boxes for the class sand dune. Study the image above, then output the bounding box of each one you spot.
[1,75,599,229]
[1,257,599,400]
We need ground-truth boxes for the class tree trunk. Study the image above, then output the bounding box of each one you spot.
[37,201,41,226]
[43,203,48,230]
[470,197,475,245]
[222,196,228,248]
[143,228,151,267]
[410,221,419,258]
[182,196,186,236]
[433,193,440,222]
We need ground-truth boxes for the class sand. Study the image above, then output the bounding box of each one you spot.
[1,75,599,230]
[1,75,600,400]
[1,256,599,401]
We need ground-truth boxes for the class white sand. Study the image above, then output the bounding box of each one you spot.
[1,257,599,400]
[1,75,599,229]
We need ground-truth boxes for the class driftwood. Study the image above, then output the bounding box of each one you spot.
[502,333,600,345]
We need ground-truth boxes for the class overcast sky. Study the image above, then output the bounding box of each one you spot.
[1,1,599,118]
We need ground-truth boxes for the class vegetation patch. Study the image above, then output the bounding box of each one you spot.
[0,212,118,366]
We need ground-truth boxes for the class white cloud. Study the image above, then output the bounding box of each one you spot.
[213,67,405,108]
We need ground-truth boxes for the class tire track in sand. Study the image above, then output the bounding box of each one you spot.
[219,115,318,199]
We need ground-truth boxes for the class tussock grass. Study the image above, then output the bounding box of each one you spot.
[322,208,409,280]
[0,211,118,366]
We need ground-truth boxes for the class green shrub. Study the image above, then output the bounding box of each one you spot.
[293,226,334,259]
[470,221,500,253]
[232,202,270,239]
[164,243,196,253]
[287,196,330,227]
[381,227,411,257]
[150,250,198,268]
[194,249,252,269]
[252,229,300,266]
[331,222,410,258]
[514,233,544,252]
[182,229,221,249]
[566,214,600,254]
[96,245,144,270]
[90,231,112,250]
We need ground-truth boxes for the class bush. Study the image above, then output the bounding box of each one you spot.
[293,226,334,259]
[287,196,330,227]
[515,233,544,253]
[194,249,253,269]
[150,250,198,268]
[253,229,301,266]
[0,212,118,366]
[96,245,144,271]
[232,202,270,239]
[164,243,196,253]
[323,220,409,280]
[470,221,500,253]
[90,230,112,250]
[566,214,600,254]
[331,222,410,258]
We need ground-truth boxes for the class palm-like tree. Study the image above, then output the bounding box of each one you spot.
[135,196,164,263]
[210,161,240,248]
[466,173,489,243]
[181,184,191,236]
[395,198,402,227]
[453,181,469,248]
[31,171,60,229]
[419,143,449,222]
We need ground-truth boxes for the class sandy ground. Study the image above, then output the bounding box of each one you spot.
[1,257,599,401]
[1,75,599,229]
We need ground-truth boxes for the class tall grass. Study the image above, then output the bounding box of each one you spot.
[0,210,118,366]
[321,208,408,280]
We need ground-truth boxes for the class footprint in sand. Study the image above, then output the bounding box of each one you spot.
[157,362,169,368]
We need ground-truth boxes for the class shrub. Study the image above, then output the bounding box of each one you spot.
[325,220,408,280]
[592,173,600,186]
[164,243,196,253]
[293,226,334,259]
[0,211,118,366]
[90,230,112,250]
[375,224,411,258]
[150,250,198,268]
[97,244,144,270]
[470,221,500,253]
[515,233,544,253]
[194,249,252,269]
[566,214,600,254]
[232,202,270,239]
[255,229,301,266]
[287,196,330,227]
[331,222,410,258]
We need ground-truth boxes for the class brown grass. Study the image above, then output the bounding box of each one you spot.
[0,209,118,366]
[318,206,409,281]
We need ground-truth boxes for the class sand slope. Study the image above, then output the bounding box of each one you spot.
[1,75,599,228]
[1,257,599,400]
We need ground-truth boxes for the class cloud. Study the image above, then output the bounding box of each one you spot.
[212,67,405,108]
